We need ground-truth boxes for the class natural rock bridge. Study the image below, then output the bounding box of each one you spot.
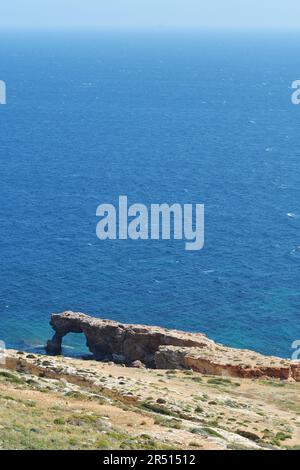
[46,311,300,381]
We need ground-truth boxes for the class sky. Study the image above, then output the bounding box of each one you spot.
[1,0,300,30]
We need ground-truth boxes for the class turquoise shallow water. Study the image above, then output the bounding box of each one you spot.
[0,31,300,357]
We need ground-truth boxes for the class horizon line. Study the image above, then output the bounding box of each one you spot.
[1,25,300,33]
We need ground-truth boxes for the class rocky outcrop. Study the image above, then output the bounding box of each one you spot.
[155,346,299,381]
[46,311,212,368]
[46,311,300,381]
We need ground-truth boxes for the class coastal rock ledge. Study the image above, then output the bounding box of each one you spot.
[46,311,300,381]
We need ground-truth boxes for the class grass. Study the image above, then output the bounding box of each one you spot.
[154,415,182,429]
[0,370,25,385]
[270,432,292,447]
[207,377,240,387]
[260,380,286,388]
[190,427,223,439]
[0,396,169,450]
[191,377,203,383]
[1,356,300,451]
[140,402,176,417]
[0,376,170,450]
[53,418,66,425]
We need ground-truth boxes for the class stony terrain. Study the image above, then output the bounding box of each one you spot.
[1,349,300,450]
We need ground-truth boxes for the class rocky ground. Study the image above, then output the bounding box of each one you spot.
[1,349,300,450]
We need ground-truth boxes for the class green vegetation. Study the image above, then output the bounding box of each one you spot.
[0,391,171,450]
[207,377,240,387]
[140,402,176,417]
[154,415,182,429]
[0,370,25,385]
[190,427,223,439]
[259,380,285,388]
[1,355,299,451]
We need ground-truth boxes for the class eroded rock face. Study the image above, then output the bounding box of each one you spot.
[46,311,300,381]
[155,346,300,381]
[46,311,212,367]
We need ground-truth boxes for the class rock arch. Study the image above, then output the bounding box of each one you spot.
[46,311,210,367]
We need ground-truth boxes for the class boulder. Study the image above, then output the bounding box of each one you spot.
[131,360,146,369]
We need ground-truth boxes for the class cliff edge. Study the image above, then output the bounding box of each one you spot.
[46,311,300,381]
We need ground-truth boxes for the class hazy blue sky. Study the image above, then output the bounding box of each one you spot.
[1,0,300,29]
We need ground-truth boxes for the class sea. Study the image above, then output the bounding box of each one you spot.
[0,30,299,358]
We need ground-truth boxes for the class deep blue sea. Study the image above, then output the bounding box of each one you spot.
[0,31,300,358]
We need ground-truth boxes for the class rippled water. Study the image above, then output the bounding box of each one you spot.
[0,31,300,357]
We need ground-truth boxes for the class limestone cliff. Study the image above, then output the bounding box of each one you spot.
[46,311,300,381]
